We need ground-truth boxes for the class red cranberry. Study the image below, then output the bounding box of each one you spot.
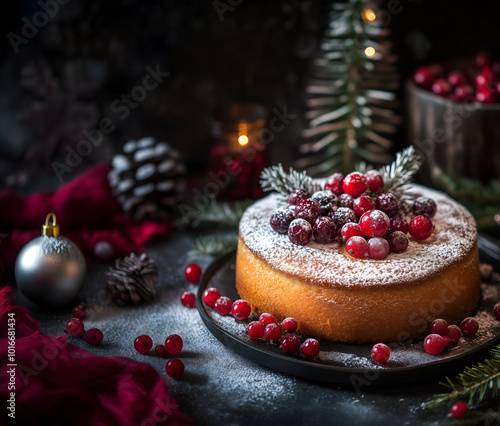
[447,325,462,343]
[367,237,390,260]
[346,236,368,258]
[281,317,298,334]
[432,78,451,96]
[389,217,408,234]
[333,207,357,229]
[424,334,445,355]
[231,299,251,321]
[155,344,169,357]
[313,216,337,244]
[302,338,320,358]
[214,297,233,316]
[66,318,85,337]
[475,67,495,88]
[477,87,496,103]
[165,334,183,356]
[455,84,474,101]
[496,81,500,95]
[280,334,301,354]
[448,71,466,87]
[476,51,492,68]
[359,210,390,237]
[376,193,400,217]
[430,318,448,336]
[295,199,321,225]
[264,323,282,343]
[259,313,277,326]
[270,207,295,234]
[460,317,479,337]
[343,172,368,197]
[409,215,433,240]
[494,302,500,320]
[371,343,391,364]
[181,291,196,309]
[134,335,153,354]
[72,305,87,320]
[83,328,103,346]
[338,193,354,209]
[166,359,184,379]
[325,173,344,195]
[442,335,452,348]
[353,195,375,218]
[185,263,202,284]
[288,188,310,206]
[387,231,408,253]
[288,218,312,246]
[247,321,265,339]
[341,223,364,242]
[414,66,436,89]
[413,197,437,218]
[365,170,384,193]
[451,402,469,420]
[202,287,221,308]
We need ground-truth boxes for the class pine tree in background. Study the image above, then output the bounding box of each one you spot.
[299,0,401,176]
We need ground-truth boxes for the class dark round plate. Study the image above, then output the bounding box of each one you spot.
[196,250,500,385]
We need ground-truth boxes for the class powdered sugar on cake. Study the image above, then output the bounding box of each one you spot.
[239,185,477,288]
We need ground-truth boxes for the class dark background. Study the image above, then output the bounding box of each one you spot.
[1,0,500,191]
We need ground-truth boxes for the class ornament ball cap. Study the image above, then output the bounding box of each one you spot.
[42,212,60,237]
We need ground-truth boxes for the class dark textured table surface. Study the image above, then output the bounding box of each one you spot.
[28,230,481,426]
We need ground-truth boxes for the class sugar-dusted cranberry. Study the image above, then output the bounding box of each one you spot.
[288,188,310,206]
[476,51,492,68]
[166,359,184,380]
[302,338,320,358]
[288,218,313,246]
[387,231,408,253]
[359,210,390,237]
[442,335,452,348]
[259,313,277,326]
[494,302,500,320]
[413,196,437,218]
[185,263,202,284]
[66,318,85,337]
[376,193,400,217]
[451,402,469,420]
[214,296,233,316]
[264,323,282,343]
[367,237,390,260]
[477,87,496,103]
[343,172,368,197]
[202,287,221,308]
[455,84,474,101]
[432,78,451,97]
[313,216,337,244]
[447,325,462,343]
[280,334,301,354]
[311,190,337,210]
[181,291,196,309]
[325,173,344,196]
[371,343,391,364]
[460,317,479,337]
[341,223,364,243]
[295,199,321,225]
[424,334,445,355]
[281,317,298,334]
[83,328,103,346]
[365,170,384,193]
[338,193,354,209]
[389,216,408,234]
[430,318,448,336]
[346,236,368,258]
[448,71,466,87]
[270,207,295,234]
[414,66,436,89]
[231,299,252,321]
[353,195,375,218]
[155,344,169,358]
[134,335,153,354]
[333,207,357,229]
[165,334,183,356]
[409,215,433,240]
[247,321,265,339]
[73,305,87,320]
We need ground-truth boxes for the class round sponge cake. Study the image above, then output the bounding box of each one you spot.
[235,185,480,343]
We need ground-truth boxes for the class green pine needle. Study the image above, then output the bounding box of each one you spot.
[426,344,500,409]
[188,235,238,258]
[184,200,252,229]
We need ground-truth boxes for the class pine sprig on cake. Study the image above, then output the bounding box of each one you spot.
[425,343,500,409]
[260,164,322,201]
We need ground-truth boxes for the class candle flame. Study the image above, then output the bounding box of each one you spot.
[238,120,248,147]
[365,46,376,58]
[238,135,249,146]
[363,9,376,22]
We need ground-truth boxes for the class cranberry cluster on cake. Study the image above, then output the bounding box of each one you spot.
[269,170,437,261]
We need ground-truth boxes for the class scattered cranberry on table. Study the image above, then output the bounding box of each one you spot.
[72,305,87,320]
[66,318,85,337]
[165,334,183,356]
[83,328,103,346]
[181,291,196,309]
[450,402,469,420]
[371,343,391,364]
[460,317,479,337]
[202,287,221,308]
[134,335,153,354]
[166,359,185,380]
[155,344,169,358]
[184,263,202,285]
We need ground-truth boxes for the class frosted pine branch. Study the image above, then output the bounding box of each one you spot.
[260,164,322,201]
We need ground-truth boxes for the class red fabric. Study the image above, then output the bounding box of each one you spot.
[0,286,193,426]
[0,163,170,277]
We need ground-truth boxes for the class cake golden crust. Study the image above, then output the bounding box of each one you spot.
[235,185,481,343]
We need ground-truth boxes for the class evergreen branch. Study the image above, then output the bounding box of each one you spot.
[260,164,322,201]
[426,344,500,409]
[188,235,238,258]
[185,200,252,229]
[445,409,500,426]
